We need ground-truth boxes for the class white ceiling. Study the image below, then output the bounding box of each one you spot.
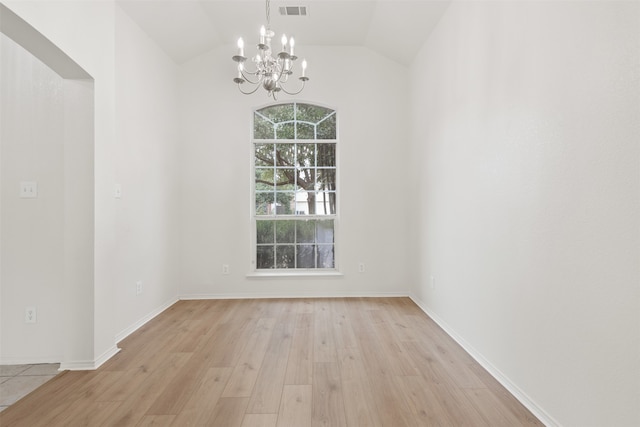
[116,0,451,65]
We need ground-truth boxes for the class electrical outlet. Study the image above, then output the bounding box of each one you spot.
[25,307,37,323]
[136,281,143,295]
[358,262,365,273]
[20,181,38,198]
[222,264,230,275]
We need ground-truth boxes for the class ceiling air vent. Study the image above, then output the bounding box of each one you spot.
[279,6,308,16]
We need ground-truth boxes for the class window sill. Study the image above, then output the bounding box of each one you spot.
[246,270,344,279]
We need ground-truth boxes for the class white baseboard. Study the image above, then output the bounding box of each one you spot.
[58,345,121,371]
[115,297,179,344]
[58,360,95,371]
[93,345,121,369]
[409,295,558,427]
[179,292,410,300]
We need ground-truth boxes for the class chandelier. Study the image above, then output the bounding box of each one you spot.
[232,0,308,98]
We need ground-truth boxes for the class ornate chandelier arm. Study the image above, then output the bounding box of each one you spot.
[238,61,260,76]
[270,53,295,86]
[279,77,308,95]
[279,74,290,84]
[233,57,263,86]
[240,68,262,86]
[271,67,288,86]
[237,81,263,95]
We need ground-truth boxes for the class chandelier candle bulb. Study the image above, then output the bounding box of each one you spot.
[302,59,307,77]
[237,38,244,57]
[290,37,295,56]
[260,26,266,44]
[281,34,287,52]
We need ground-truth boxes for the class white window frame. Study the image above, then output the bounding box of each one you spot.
[248,102,341,277]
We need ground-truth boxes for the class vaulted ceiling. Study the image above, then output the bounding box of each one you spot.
[116,0,451,66]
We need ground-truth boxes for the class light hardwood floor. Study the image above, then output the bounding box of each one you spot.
[0,298,543,426]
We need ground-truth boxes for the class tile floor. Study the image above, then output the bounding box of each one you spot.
[0,364,60,412]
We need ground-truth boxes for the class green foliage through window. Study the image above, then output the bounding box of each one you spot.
[254,103,336,140]
[253,102,337,270]
[256,219,335,269]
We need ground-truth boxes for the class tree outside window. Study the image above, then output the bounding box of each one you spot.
[253,103,337,270]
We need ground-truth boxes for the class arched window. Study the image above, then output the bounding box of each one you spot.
[252,102,337,271]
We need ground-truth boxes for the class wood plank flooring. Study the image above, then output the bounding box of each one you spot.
[0,298,543,426]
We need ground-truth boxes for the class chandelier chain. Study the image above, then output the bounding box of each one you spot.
[266,0,271,27]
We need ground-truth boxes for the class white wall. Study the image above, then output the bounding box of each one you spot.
[3,0,119,366]
[113,5,179,341]
[62,77,95,366]
[177,45,411,297]
[408,1,640,426]
[1,33,66,363]
[2,1,180,367]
